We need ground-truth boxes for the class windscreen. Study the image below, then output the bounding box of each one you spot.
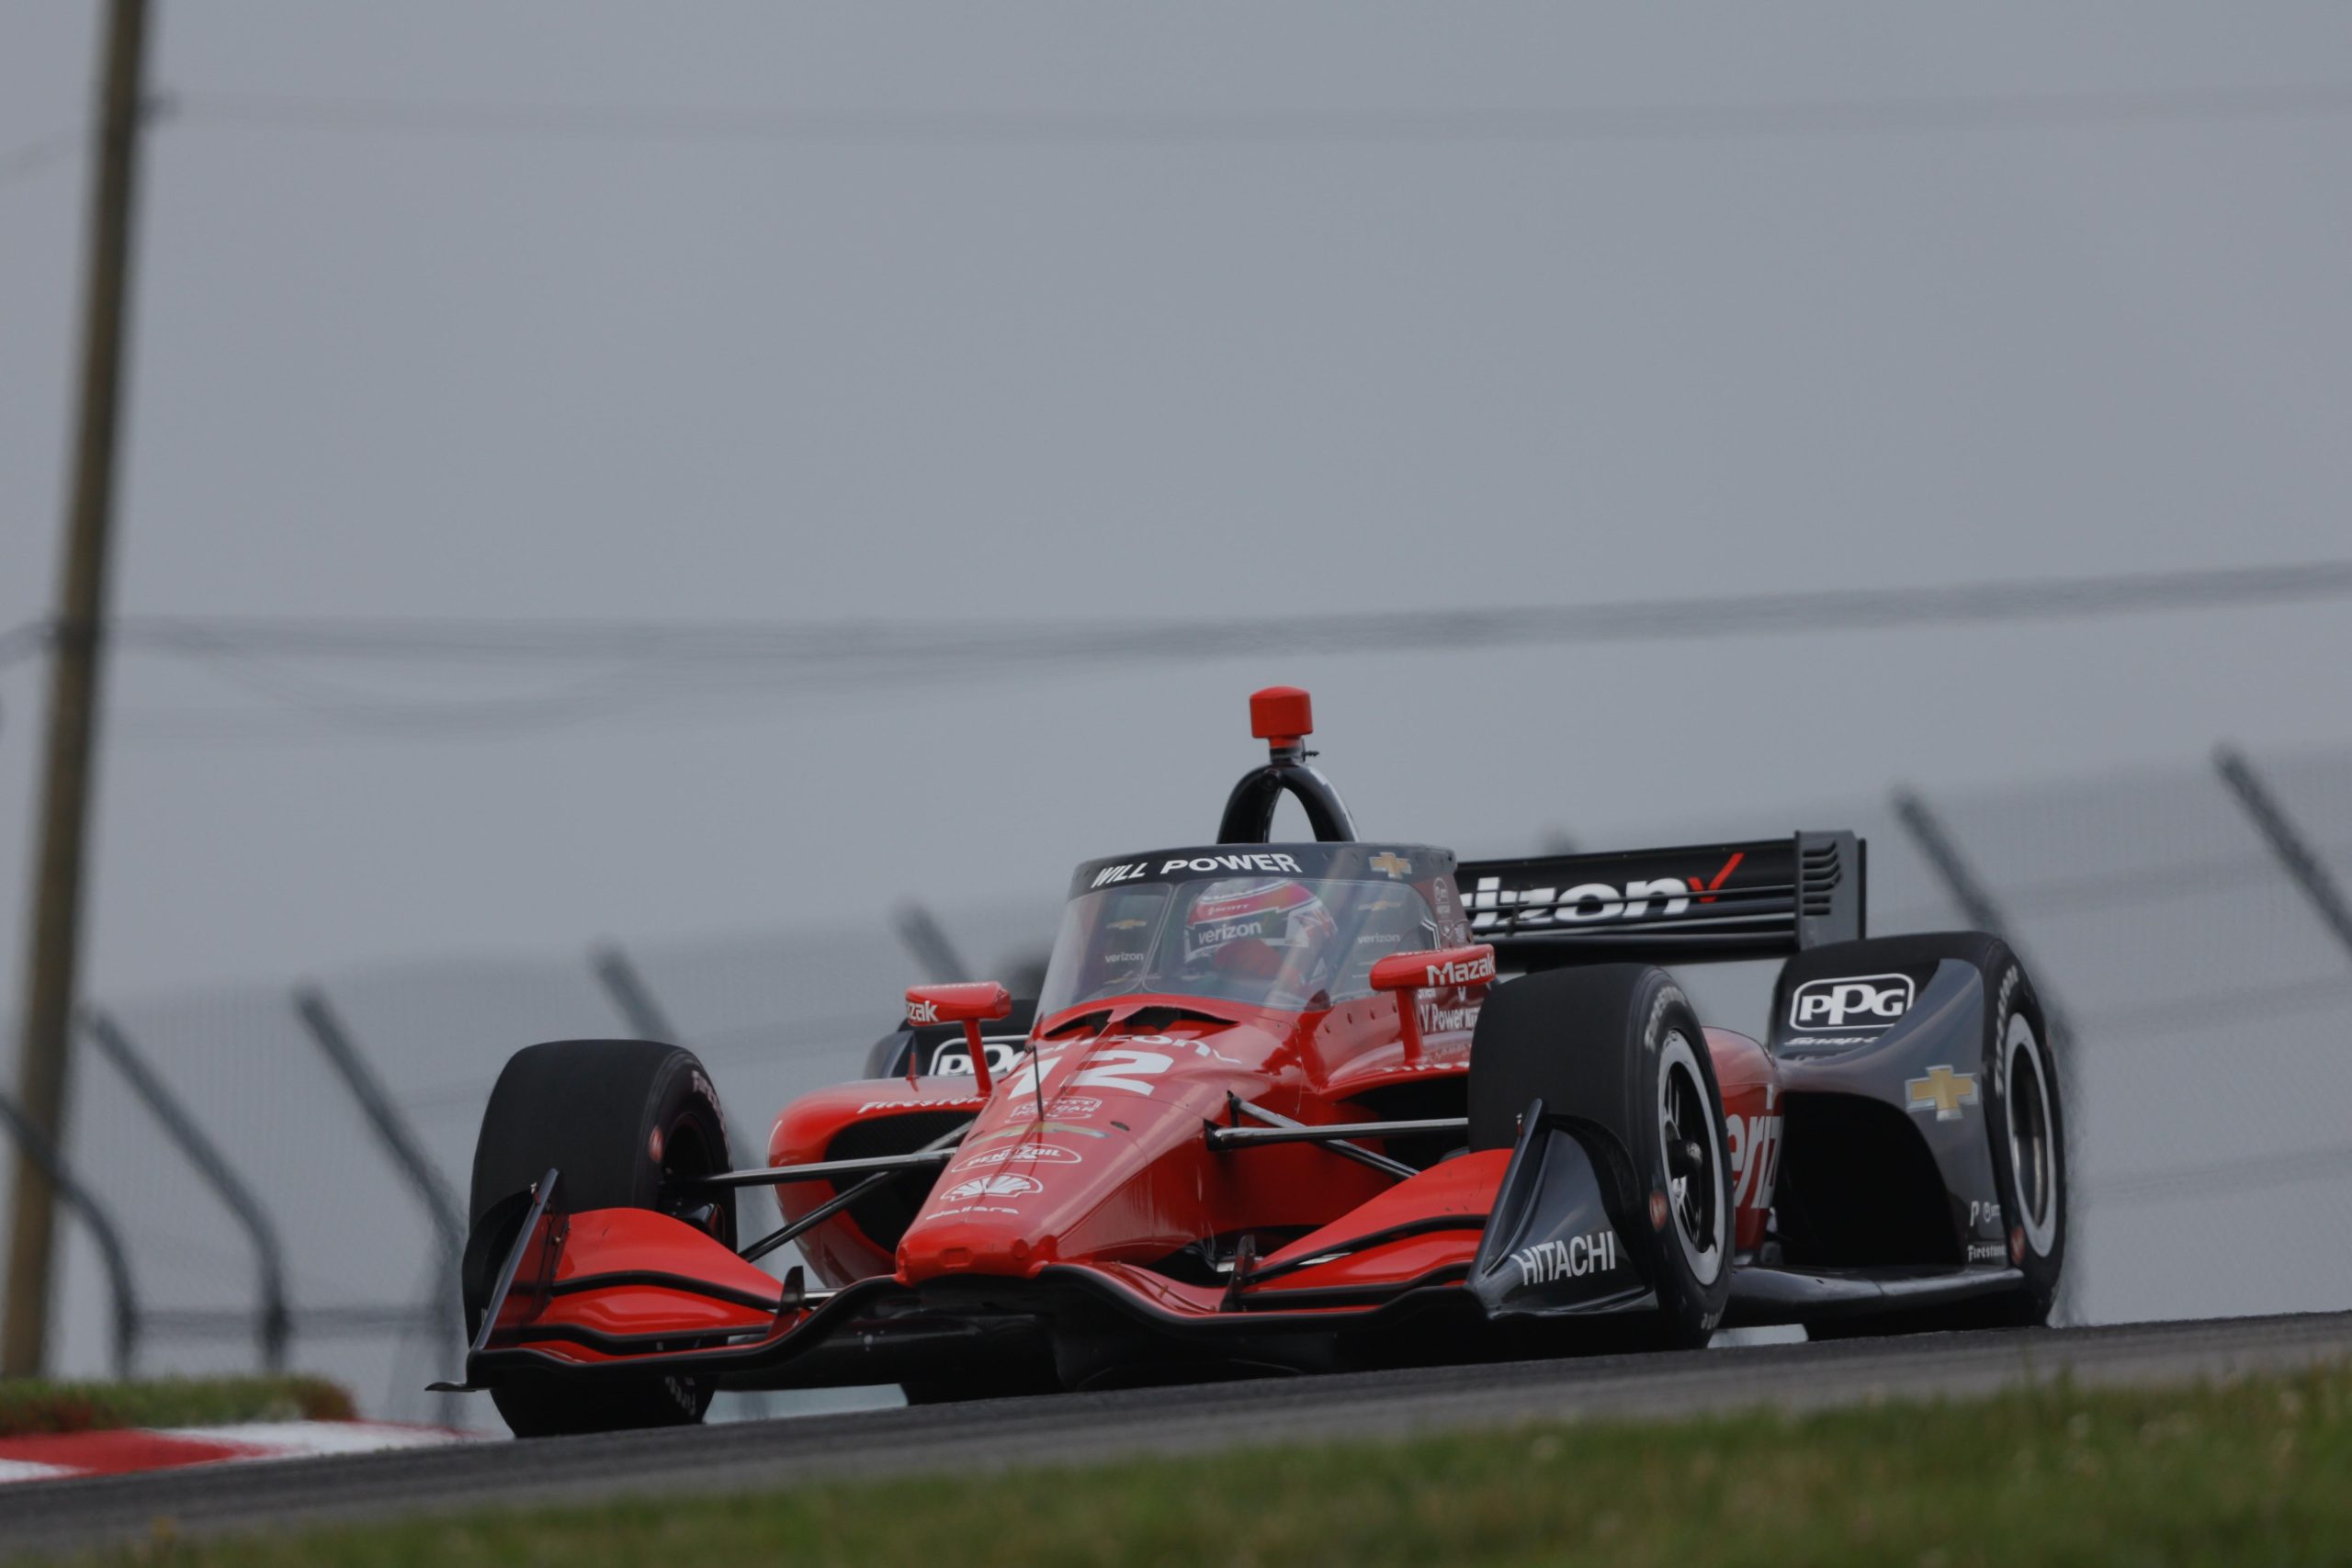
[1036,871,1438,1019]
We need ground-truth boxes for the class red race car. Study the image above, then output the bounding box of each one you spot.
[453,687,2068,1435]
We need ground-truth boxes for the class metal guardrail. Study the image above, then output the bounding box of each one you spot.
[142,1303,434,1339]
[81,1006,289,1369]
[1890,788,2084,1055]
[591,943,677,1042]
[2215,746,2352,968]
[592,942,767,1173]
[891,902,971,984]
[292,986,466,1418]
[291,987,465,1259]
[13,742,2352,1407]
[0,1089,137,1376]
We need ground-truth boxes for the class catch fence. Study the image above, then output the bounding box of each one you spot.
[6,742,2349,1424]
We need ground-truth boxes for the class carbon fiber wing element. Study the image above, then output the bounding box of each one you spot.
[1457,830,1863,968]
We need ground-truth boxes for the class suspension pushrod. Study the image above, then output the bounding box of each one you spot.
[1204,1116,1468,1151]
[1206,1101,1446,1180]
[697,1147,956,1190]
[735,1120,972,1264]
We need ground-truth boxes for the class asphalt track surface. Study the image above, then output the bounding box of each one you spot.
[4,1311,2346,1560]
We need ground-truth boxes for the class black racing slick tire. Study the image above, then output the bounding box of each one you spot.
[1790,932,2067,1339]
[466,1040,737,1438]
[1469,964,1733,1349]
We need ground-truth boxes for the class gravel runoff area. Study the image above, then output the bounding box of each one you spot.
[1,1312,2346,1561]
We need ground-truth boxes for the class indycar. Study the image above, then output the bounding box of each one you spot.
[453,686,2067,1435]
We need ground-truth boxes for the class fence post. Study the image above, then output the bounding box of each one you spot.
[591,942,764,1160]
[292,987,465,1419]
[82,1008,290,1371]
[1889,790,2082,1052]
[591,944,678,1041]
[0,1089,137,1376]
[891,903,970,983]
[2215,746,2352,967]
[1890,788,2085,1324]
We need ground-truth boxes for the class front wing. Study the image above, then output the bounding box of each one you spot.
[455,1110,2023,1394]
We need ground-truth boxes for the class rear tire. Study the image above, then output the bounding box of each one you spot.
[467,1040,736,1437]
[1792,933,2066,1338]
[1469,964,1732,1348]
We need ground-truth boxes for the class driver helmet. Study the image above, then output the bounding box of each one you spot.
[1182,878,1340,987]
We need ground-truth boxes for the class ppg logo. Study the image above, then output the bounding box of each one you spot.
[1789,974,1914,1032]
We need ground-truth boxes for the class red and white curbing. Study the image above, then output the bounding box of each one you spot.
[0,1420,477,1483]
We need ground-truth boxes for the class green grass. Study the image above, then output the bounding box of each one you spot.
[66,1363,2352,1567]
[0,1375,353,1438]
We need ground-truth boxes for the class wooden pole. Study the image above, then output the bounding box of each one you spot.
[5,0,151,1378]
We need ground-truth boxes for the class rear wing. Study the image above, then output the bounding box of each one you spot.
[1454,831,1863,968]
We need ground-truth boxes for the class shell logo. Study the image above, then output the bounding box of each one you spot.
[941,1174,1043,1202]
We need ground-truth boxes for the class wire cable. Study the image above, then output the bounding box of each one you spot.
[103,556,2352,664]
[0,125,82,188]
[0,621,57,741]
[55,556,2352,741]
[8,561,2346,739]
[167,82,2352,150]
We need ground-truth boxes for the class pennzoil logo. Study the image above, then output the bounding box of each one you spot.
[954,1143,1083,1170]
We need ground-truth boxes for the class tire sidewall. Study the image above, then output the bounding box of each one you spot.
[470,1042,735,1243]
[1980,959,2065,1318]
[1467,964,1732,1346]
[469,1040,735,1433]
[1629,973,1734,1343]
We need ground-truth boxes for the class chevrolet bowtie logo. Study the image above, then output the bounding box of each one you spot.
[1369,852,1411,878]
[1906,1064,1980,1122]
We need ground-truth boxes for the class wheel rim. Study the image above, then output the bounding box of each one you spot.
[656,1112,733,1247]
[1657,1030,1726,1286]
[2005,1013,2058,1256]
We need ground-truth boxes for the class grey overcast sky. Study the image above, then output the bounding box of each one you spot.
[3,4,2350,1004]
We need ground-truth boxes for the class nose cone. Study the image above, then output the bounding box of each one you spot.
[895,1094,1178,1282]
[898,1172,1060,1282]
[895,1013,1288,1282]
[900,1133,1112,1280]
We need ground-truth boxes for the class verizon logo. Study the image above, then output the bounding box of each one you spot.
[1467,875,1691,928]
[1467,853,1745,930]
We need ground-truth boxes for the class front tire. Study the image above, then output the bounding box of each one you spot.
[1469,964,1733,1348]
[467,1039,736,1437]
